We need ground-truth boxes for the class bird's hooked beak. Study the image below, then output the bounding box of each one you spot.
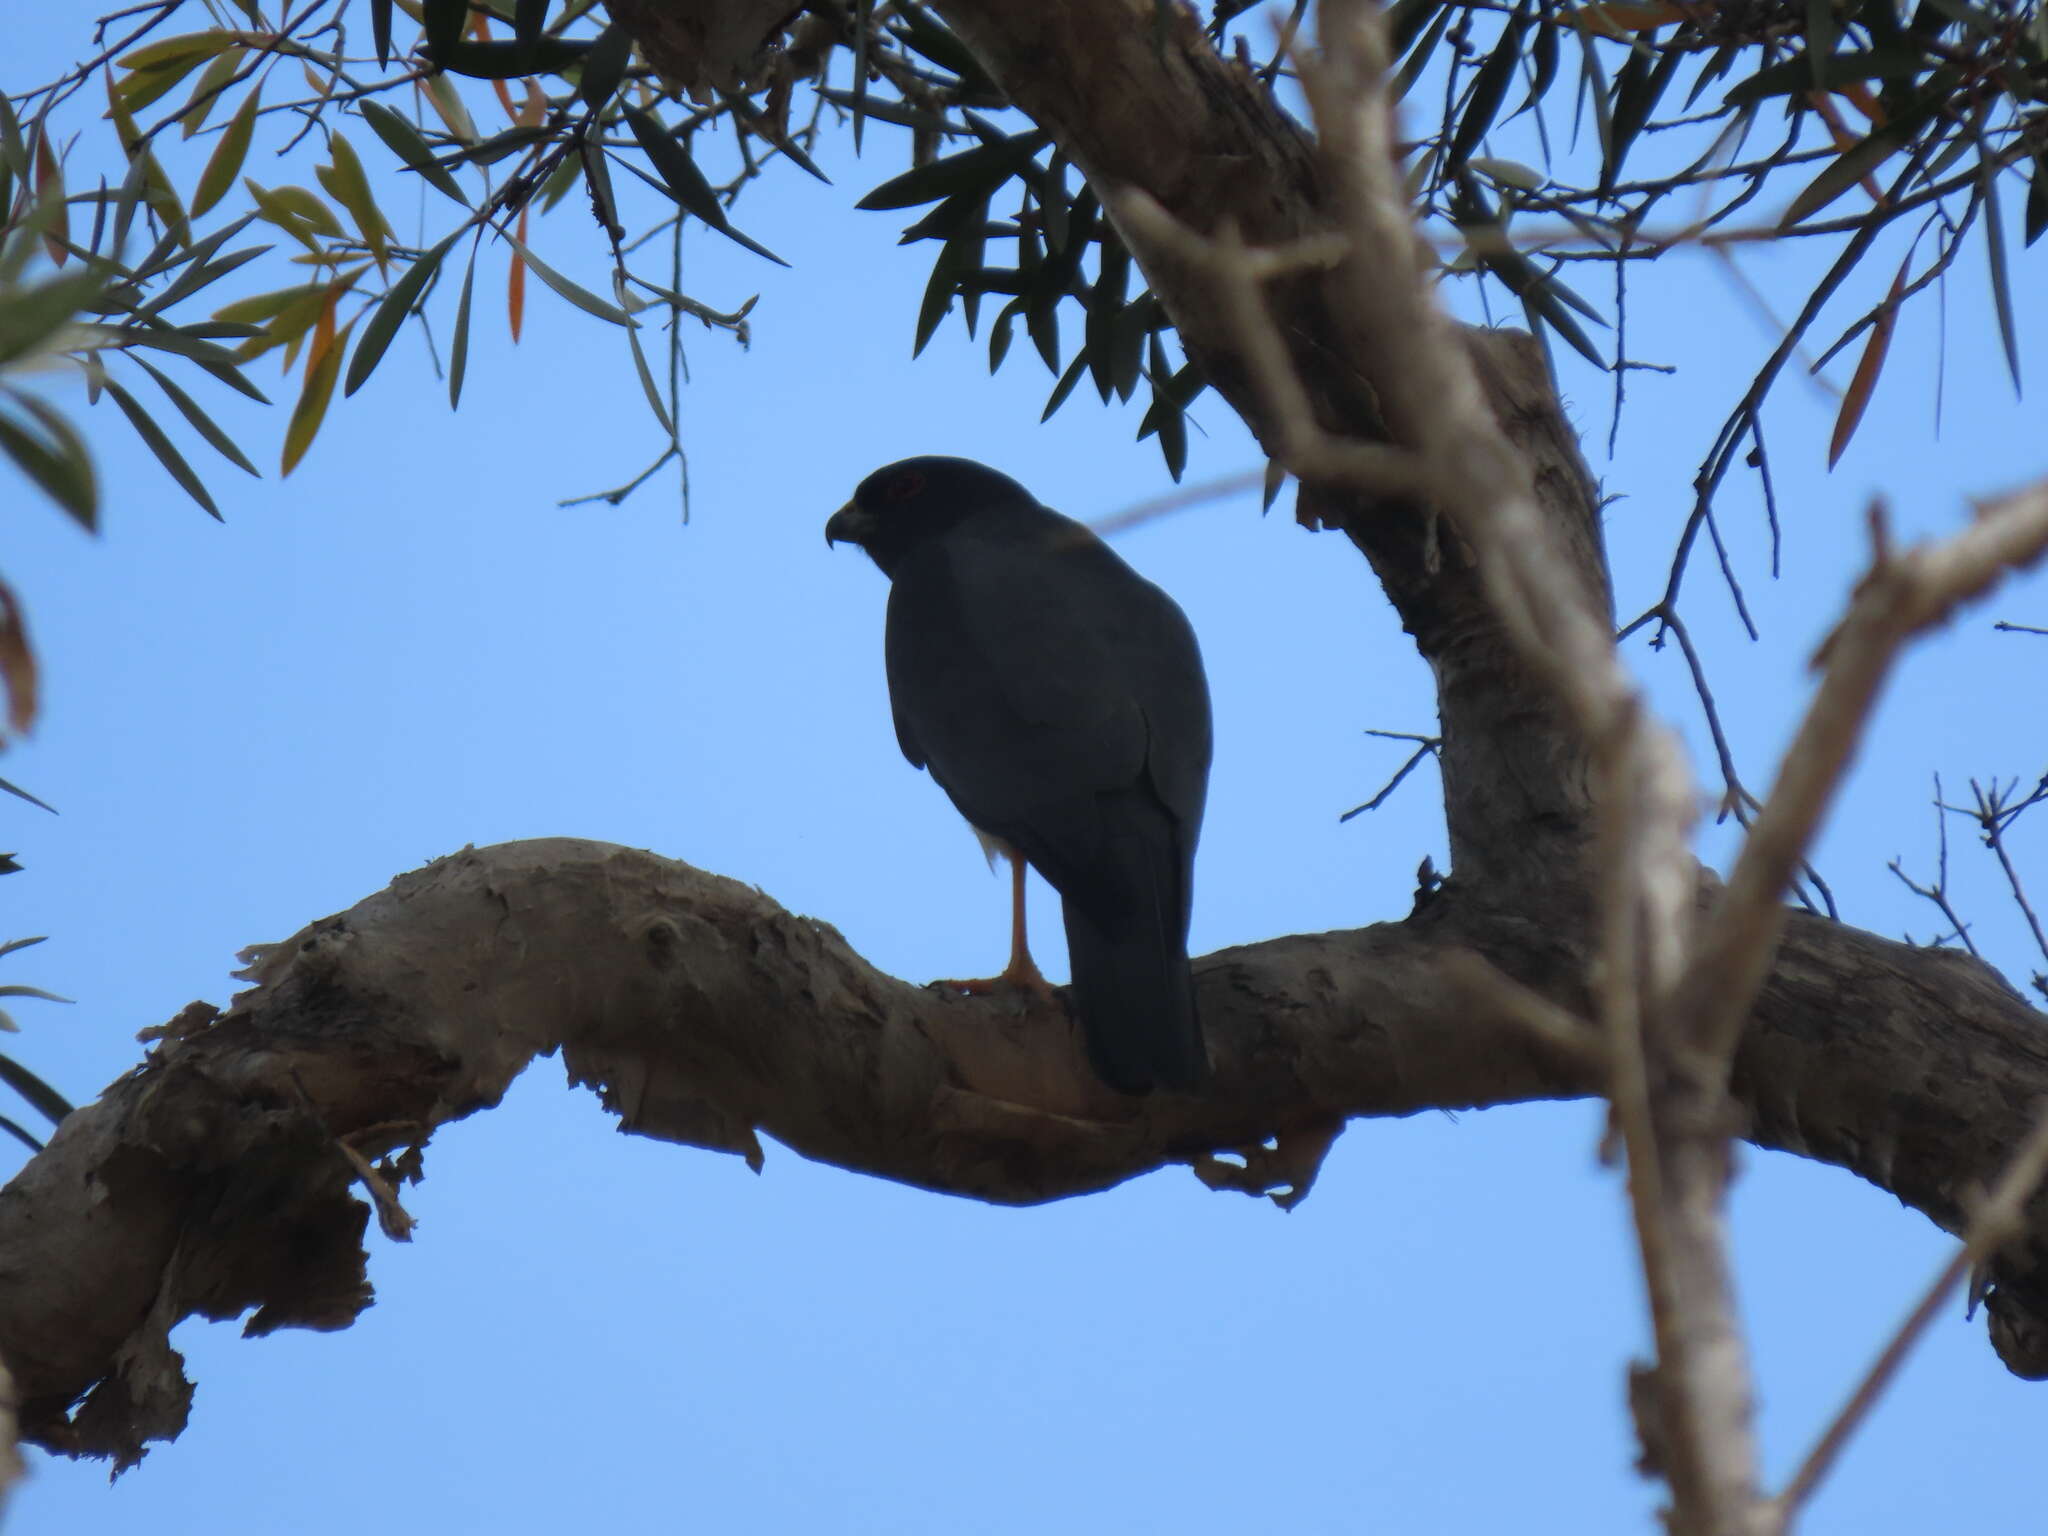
[824,500,873,549]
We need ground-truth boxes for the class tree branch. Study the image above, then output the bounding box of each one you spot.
[5,838,2048,1469]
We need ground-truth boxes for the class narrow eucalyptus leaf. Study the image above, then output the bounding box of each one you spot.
[130,353,259,475]
[1449,1,1529,168]
[103,377,220,518]
[448,245,476,407]
[344,231,458,396]
[359,101,471,205]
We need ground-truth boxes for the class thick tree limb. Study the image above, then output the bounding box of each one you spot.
[3,837,2046,1468]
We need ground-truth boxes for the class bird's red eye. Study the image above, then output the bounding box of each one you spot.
[886,471,926,501]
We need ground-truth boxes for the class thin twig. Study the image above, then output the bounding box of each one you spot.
[1774,1102,2048,1523]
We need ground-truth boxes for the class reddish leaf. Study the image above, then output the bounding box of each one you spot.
[471,13,521,120]
[0,578,36,738]
[282,288,343,475]
[1807,91,1883,203]
[508,205,528,342]
[32,128,67,266]
[1828,256,1908,469]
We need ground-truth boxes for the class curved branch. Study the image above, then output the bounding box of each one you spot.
[4,838,2045,1469]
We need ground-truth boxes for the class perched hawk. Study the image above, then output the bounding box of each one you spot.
[826,456,1212,1094]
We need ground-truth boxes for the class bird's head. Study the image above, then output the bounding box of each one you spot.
[825,456,1033,576]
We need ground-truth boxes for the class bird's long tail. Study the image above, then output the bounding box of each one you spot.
[1060,802,1207,1095]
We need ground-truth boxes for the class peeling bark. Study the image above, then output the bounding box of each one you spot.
[4,839,2046,1467]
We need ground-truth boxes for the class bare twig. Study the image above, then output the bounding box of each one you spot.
[1774,1102,2048,1526]
[1681,480,2048,1064]
[1340,730,1441,821]
[1889,776,1981,956]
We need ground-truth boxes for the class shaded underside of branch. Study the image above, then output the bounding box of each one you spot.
[3,838,2044,1468]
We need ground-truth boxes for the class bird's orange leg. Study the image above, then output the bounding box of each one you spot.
[942,854,1054,997]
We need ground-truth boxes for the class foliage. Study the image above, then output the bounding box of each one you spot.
[2,1,2038,517]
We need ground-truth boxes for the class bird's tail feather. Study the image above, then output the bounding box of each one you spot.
[1061,818,1206,1095]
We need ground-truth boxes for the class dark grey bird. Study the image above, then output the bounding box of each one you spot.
[825,456,1212,1094]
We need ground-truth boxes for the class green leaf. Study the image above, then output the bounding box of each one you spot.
[189,350,271,405]
[913,234,969,356]
[2025,153,2048,247]
[122,325,253,371]
[1521,281,1606,370]
[890,5,995,94]
[0,90,27,178]
[1807,0,1837,87]
[855,129,1050,211]
[500,232,631,324]
[1724,44,1928,106]
[359,100,471,206]
[179,46,243,138]
[215,281,333,325]
[1981,169,2021,391]
[717,87,830,184]
[1025,285,1059,373]
[319,134,391,266]
[1106,297,1152,403]
[243,178,344,251]
[429,36,591,80]
[515,0,550,46]
[583,140,620,240]
[1779,112,1925,226]
[1450,1,1529,168]
[281,319,349,476]
[0,390,96,528]
[851,0,874,150]
[118,32,233,71]
[117,54,221,115]
[986,295,1023,372]
[1038,347,1088,421]
[621,109,788,266]
[130,354,259,476]
[624,306,675,435]
[450,124,552,168]
[1394,3,1455,100]
[150,243,272,318]
[1388,0,1447,57]
[815,88,943,133]
[344,231,458,396]
[192,84,260,217]
[448,244,476,407]
[576,22,632,109]
[1086,234,1131,402]
[424,0,467,59]
[135,209,257,286]
[1605,40,1684,190]
[1522,6,1560,114]
[0,1051,74,1126]
[372,0,395,67]
[538,146,584,212]
[102,376,220,518]
[0,271,104,368]
[422,73,478,145]
[898,187,994,244]
[0,778,54,812]
[0,985,72,1004]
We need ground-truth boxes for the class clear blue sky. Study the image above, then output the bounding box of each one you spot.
[6,8,2046,1533]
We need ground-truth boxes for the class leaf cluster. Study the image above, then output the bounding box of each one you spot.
[5,0,2043,516]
